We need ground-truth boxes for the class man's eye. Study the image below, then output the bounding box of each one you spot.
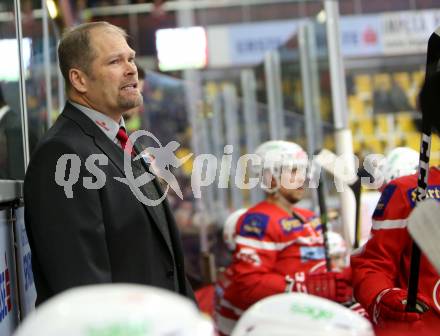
[110,59,119,64]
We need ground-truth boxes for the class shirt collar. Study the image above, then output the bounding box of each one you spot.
[69,101,125,142]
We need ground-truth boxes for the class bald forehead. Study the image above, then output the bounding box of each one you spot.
[88,26,133,58]
[88,25,126,43]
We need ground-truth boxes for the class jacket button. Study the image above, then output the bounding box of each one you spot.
[166,270,174,278]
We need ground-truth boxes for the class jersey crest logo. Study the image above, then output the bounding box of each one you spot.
[279,218,303,234]
[239,213,269,239]
[373,184,396,218]
[407,185,440,208]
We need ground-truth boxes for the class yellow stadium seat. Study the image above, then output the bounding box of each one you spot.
[320,96,332,121]
[375,114,392,134]
[396,113,416,132]
[349,119,358,135]
[358,116,375,136]
[431,134,440,153]
[282,79,292,95]
[176,147,194,176]
[430,135,440,167]
[364,136,383,154]
[404,132,421,151]
[353,138,362,153]
[391,134,403,148]
[408,94,417,109]
[392,72,411,91]
[205,81,219,96]
[324,134,335,151]
[373,73,391,90]
[355,74,372,95]
[348,95,366,118]
[412,70,425,88]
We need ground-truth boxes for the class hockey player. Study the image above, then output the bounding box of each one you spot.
[351,64,440,333]
[351,166,440,332]
[215,141,352,336]
[195,208,247,317]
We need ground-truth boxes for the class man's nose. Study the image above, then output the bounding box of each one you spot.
[125,61,137,75]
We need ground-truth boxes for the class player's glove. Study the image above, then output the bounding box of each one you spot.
[371,288,429,324]
[285,269,352,303]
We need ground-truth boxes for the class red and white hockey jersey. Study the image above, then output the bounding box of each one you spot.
[351,167,440,322]
[215,200,324,335]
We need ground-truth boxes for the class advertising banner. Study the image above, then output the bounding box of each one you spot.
[14,207,36,318]
[340,14,382,57]
[206,9,440,68]
[381,10,440,55]
[0,210,18,335]
[226,20,298,66]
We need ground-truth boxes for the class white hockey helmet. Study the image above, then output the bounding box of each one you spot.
[231,293,374,336]
[254,141,308,191]
[223,208,248,251]
[383,147,419,183]
[254,141,308,172]
[14,284,214,336]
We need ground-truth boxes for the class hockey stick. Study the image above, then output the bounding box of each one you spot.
[406,28,440,312]
[407,199,440,275]
[314,149,362,248]
[312,154,332,272]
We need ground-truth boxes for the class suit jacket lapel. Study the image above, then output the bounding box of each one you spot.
[62,103,175,257]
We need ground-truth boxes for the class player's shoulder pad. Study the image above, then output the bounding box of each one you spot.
[238,212,269,240]
[373,183,397,218]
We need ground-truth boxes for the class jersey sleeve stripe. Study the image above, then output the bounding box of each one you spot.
[235,235,323,250]
[372,218,408,230]
[236,236,291,250]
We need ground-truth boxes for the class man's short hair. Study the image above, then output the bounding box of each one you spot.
[58,22,127,91]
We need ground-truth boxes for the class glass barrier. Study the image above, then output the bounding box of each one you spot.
[0,2,25,180]
[22,1,62,156]
[135,70,192,228]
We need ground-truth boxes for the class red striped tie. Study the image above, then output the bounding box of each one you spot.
[116,127,133,155]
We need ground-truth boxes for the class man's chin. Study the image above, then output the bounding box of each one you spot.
[120,95,143,109]
[288,191,304,204]
[123,110,135,119]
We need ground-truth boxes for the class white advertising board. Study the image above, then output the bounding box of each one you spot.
[14,207,36,318]
[0,210,18,335]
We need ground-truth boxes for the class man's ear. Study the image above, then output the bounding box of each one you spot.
[69,68,88,93]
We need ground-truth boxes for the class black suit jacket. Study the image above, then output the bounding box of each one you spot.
[24,102,194,305]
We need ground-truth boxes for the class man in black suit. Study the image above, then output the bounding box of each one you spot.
[24,21,194,305]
